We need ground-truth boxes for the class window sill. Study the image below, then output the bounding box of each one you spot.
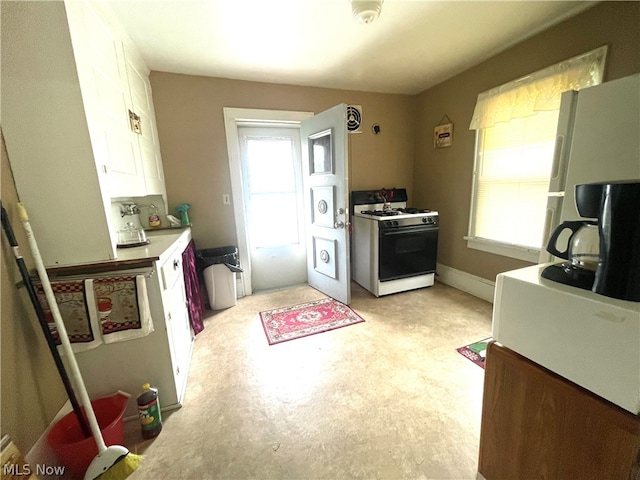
[464,236,540,263]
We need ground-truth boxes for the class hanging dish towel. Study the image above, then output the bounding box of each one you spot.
[34,279,103,352]
[85,275,153,344]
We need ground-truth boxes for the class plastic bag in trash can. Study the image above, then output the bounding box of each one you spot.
[196,246,243,273]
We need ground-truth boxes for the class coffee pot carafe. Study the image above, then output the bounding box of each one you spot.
[541,183,603,290]
[541,181,640,302]
[542,220,600,289]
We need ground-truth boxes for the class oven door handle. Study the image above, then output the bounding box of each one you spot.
[379,225,439,235]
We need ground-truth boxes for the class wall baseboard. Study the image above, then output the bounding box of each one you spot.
[436,263,495,303]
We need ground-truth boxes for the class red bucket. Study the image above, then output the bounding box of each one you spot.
[47,392,129,479]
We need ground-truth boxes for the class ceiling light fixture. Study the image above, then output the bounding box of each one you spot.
[351,0,383,24]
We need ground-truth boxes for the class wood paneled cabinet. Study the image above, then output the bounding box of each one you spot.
[478,342,640,480]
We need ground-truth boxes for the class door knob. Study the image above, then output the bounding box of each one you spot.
[335,221,345,229]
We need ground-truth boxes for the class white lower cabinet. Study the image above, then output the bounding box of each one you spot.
[160,235,195,401]
[73,231,195,418]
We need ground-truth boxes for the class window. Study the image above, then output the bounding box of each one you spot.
[239,128,303,248]
[467,46,608,261]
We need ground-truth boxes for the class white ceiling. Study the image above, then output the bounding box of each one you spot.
[107,0,596,95]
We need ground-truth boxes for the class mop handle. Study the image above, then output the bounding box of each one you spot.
[17,203,108,454]
[1,203,92,438]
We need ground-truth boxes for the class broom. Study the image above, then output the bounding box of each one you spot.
[17,203,142,480]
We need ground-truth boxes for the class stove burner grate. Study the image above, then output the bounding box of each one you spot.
[361,210,400,216]
[398,208,431,214]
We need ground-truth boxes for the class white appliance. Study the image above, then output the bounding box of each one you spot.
[540,73,640,262]
[494,74,640,414]
[493,264,640,414]
[351,188,439,296]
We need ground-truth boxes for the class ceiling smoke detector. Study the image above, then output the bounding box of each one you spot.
[351,0,383,24]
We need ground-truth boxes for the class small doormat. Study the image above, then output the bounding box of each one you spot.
[259,298,365,345]
[456,337,493,369]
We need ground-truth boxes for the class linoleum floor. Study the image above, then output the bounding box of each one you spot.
[126,281,492,479]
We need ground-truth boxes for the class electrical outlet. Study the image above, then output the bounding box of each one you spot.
[223,194,231,205]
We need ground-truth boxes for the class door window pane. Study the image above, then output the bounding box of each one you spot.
[309,130,333,174]
[242,135,301,247]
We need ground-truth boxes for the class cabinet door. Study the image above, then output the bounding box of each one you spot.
[3,1,117,266]
[479,342,640,480]
[65,1,146,198]
[166,276,194,394]
[124,48,166,196]
[161,245,194,401]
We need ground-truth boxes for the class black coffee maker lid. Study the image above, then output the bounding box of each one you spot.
[575,180,640,218]
[575,183,604,218]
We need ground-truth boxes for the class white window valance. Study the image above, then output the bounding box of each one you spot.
[469,45,608,130]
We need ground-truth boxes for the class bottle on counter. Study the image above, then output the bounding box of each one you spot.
[137,383,163,439]
[148,204,161,228]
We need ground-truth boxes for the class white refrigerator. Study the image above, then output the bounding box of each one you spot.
[539,73,640,262]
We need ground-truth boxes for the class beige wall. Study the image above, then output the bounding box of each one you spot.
[1,132,68,452]
[153,3,640,281]
[413,1,640,281]
[149,75,416,250]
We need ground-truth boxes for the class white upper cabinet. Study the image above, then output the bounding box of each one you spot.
[124,47,167,197]
[66,0,166,198]
[2,1,116,266]
[1,0,167,267]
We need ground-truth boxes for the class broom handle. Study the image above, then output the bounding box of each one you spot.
[0,203,92,438]
[18,203,108,454]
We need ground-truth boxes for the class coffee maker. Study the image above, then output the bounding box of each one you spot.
[542,181,640,302]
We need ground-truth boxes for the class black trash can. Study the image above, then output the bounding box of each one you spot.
[196,247,242,310]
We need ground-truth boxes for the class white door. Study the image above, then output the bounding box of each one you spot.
[301,104,351,304]
[238,126,307,291]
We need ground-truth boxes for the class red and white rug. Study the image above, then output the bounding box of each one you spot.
[259,298,365,345]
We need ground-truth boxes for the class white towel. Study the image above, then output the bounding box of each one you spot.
[33,278,103,353]
[68,279,104,353]
[85,275,154,344]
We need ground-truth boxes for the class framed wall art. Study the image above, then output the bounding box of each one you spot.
[434,115,453,148]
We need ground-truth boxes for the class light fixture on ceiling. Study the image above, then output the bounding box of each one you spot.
[351,0,383,24]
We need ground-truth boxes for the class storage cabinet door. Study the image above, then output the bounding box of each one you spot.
[166,277,194,394]
[161,242,195,401]
[479,342,640,480]
[65,1,146,198]
[124,48,166,196]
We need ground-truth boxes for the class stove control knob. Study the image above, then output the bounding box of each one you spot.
[393,221,399,227]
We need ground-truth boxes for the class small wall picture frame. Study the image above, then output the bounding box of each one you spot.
[434,116,453,149]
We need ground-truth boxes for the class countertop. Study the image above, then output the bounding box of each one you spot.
[116,228,190,262]
[47,228,191,276]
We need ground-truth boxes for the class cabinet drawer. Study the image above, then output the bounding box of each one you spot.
[161,249,183,291]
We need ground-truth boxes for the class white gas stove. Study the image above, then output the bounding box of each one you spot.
[351,188,439,296]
